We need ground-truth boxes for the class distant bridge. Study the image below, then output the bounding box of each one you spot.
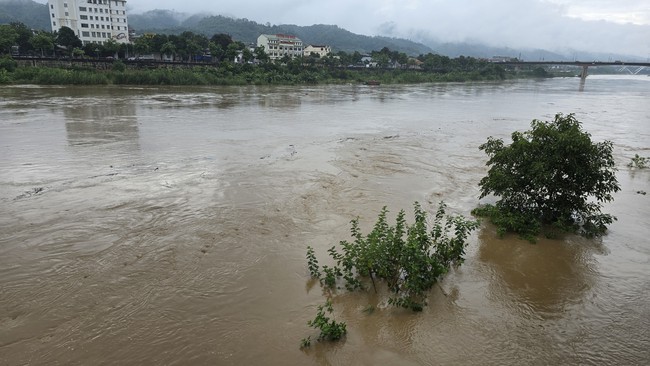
[498,61,650,79]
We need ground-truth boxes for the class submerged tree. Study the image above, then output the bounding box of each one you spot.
[302,202,477,347]
[307,202,478,311]
[473,113,620,241]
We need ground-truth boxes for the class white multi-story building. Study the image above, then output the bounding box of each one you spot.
[48,0,129,45]
[257,34,303,60]
[304,45,331,58]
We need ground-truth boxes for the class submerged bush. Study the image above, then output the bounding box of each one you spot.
[302,202,477,346]
[474,113,620,241]
[627,154,649,169]
[307,202,478,311]
[301,299,347,348]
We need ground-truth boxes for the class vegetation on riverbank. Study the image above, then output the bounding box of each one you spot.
[0,56,515,86]
[0,21,554,86]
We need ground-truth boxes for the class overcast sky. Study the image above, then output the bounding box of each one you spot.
[36,0,650,57]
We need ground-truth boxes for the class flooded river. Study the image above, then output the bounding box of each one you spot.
[1,76,649,365]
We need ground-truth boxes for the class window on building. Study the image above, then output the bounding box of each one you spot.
[50,4,53,9]
[80,15,87,19]
[82,31,90,37]
[64,3,68,7]
[65,12,69,16]
[91,32,96,37]
[53,21,56,26]
[80,6,86,11]
[81,23,88,28]
[51,13,55,18]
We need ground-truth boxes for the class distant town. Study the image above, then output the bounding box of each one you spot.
[1,0,646,86]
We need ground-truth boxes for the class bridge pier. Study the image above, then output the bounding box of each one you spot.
[580,65,589,80]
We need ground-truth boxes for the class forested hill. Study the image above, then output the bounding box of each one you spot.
[0,0,49,30]
[129,12,433,55]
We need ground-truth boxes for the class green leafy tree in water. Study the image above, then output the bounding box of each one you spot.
[306,202,478,311]
[301,299,347,348]
[302,202,477,347]
[627,154,649,169]
[473,113,620,241]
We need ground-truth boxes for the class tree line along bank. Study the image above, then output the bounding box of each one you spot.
[1,22,551,85]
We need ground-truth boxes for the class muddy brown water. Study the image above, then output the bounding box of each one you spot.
[1,77,649,365]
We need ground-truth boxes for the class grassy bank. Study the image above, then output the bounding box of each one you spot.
[0,59,527,86]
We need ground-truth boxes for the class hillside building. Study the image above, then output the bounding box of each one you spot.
[47,0,130,45]
[257,34,303,60]
[304,45,331,58]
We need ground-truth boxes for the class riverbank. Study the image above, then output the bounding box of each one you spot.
[0,57,551,86]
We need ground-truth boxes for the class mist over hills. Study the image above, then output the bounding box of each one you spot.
[1,1,642,61]
[128,10,630,61]
[127,11,434,56]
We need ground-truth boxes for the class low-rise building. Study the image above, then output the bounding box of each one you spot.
[304,45,331,58]
[257,34,303,60]
[48,0,129,45]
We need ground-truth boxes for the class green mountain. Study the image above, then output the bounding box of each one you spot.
[129,11,433,55]
[0,0,49,30]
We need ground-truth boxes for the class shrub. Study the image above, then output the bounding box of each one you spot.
[302,299,347,348]
[627,154,648,169]
[475,113,620,240]
[307,202,478,311]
